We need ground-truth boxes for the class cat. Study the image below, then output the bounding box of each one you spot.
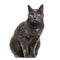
[10,4,44,57]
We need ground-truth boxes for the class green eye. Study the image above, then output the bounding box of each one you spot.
[37,14,40,16]
[29,14,33,17]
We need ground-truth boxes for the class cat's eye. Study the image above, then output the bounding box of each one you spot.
[29,14,33,17]
[37,14,40,16]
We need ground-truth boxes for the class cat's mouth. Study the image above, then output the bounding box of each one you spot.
[33,19,39,23]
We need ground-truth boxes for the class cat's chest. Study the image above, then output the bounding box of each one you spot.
[30,28,40,36]
[25,27,41,37]
[31,28,40,34]
[35,28,40,32]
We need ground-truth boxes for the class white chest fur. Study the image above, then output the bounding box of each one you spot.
[36,28,42,36]
[36,28,40,32]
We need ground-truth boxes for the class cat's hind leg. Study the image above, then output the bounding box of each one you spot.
[10,38,24,57]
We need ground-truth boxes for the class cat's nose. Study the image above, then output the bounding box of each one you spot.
[34,15,36,19]
[34,17,36,19]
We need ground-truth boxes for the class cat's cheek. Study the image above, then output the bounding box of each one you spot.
[28,16,32,20]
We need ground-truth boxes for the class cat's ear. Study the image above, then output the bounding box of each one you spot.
[38,4,44,13]
[28,5,33,13]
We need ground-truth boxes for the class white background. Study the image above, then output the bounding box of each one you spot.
[0,0,60,60]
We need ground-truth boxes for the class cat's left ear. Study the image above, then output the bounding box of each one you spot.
[28,5,33,13]
[38,4,44,13]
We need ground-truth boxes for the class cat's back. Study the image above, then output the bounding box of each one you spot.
[14,21,27,36]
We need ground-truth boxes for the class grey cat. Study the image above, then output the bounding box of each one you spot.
[10,4,44,57]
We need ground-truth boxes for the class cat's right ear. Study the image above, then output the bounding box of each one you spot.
[38,4,44,13]
[28,5,33,13]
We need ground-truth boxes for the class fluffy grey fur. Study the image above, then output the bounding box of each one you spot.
[10,4,44,57]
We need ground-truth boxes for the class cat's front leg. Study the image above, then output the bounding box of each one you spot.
[30,47,36,57]
[22,46,29,57]
[30,39,40,57]
[20,38,29,57]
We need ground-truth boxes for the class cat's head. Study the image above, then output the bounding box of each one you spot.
[28,4,44,24]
